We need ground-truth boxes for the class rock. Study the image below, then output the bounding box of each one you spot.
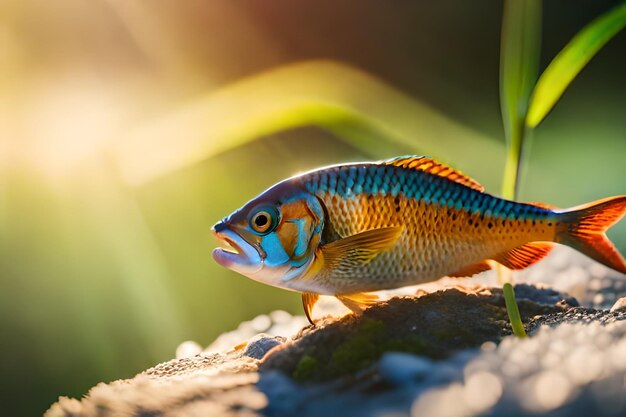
[45,285,625,417]
[175,340,203,359]
[260,286,576,382]
[244,334,286,359]
[377,352,434,386]
[205,311,309,354]
[414,321,626,417]
[610,297,626,312]
[46,368,264,417]
[512,283,579,307]
[526,307,625,334]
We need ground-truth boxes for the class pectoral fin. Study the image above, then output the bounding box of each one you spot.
[336,292,380,314]
[320,226,403,269]
[302,292,320,325]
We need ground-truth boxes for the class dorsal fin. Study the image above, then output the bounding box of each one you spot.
[383,156,484,192]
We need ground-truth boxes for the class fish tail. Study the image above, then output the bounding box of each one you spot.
[556,195,626,274]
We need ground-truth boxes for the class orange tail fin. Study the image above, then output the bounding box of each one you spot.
[556,196,626,274]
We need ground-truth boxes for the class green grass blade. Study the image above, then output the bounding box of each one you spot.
[499,0,542,149]
[499,0,541,339]
[499,0,542,199]
[112,61,501,186]
[503,283,527,338]
[526,2,626,128]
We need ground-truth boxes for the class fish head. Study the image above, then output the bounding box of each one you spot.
[212,182,324,287]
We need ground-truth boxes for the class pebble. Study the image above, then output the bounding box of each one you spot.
[593,293,605,305]
[610,297,626,312]
[270,310,292,324]
[203,310,307,353]
[378,352,434,385]
[175,340,203,359]
[243,334,285,360]
[251,314,272,332]
[257,370,300,415]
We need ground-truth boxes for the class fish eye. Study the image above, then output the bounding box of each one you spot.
[249,208,278,234]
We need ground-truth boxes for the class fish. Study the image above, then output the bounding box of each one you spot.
[212,156,626,324]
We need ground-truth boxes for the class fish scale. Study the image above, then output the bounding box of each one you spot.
[292,162,555,293]
[213,156,626,320]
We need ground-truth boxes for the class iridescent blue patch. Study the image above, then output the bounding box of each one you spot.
[304,164,550,221]
[260,233,290,267]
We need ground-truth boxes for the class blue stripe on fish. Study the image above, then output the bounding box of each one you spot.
[260,233,290,267]
[303,164,552,221]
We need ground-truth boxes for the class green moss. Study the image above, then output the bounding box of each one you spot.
[293,355,319,381]
[291,317,452,381]
[292,313,502,381]
[384,336,438,358]
[329,318,385,377]
[264,288,573,383]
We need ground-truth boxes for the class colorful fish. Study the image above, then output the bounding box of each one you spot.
[212,156,626,323]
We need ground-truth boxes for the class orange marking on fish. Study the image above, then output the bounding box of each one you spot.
[211,156,626,321]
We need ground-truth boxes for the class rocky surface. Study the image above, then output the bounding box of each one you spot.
[46,247,626,417]
[261,286,575,382]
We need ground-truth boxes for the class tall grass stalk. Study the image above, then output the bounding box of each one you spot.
[499,0,626,338]
[498,0,542,338]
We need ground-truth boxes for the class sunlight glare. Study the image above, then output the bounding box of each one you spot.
[21,75,122,177]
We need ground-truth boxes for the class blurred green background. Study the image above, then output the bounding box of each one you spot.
[0,1,624,416]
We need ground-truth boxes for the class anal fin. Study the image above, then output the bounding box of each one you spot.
[336,292,380,314]
[302,292,320,325]
[448,260,492,277]
[492,242,553,270]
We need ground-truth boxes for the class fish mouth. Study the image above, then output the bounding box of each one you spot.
[212,226,263,274]
[215,233,240,255]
